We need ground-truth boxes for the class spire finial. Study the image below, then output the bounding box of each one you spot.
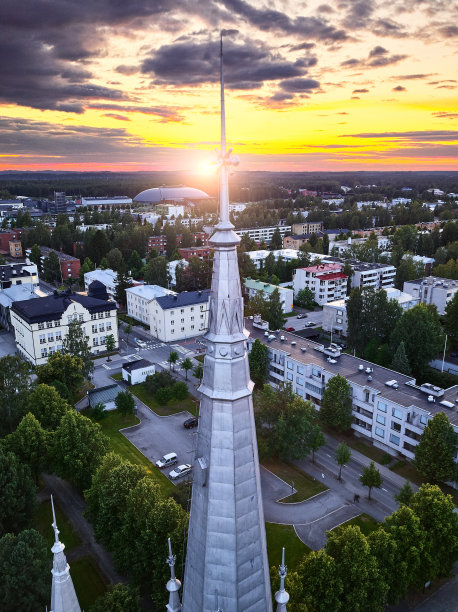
[275,547,289,611]
[165,538,182,611]
[51,494,60,545]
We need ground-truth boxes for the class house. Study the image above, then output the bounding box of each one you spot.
[293,263,347,305]
[10,287,118,366]
[150,290,210,342]
[0,262,39,290]
[122,358,155,385]
[126,284,175,325]
[244,278,294,314]
[403,277,458,315]
[87,383,125,411]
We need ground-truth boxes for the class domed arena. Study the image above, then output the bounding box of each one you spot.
[133,185,210,204]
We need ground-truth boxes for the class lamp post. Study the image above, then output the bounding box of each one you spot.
[441,334,448,373]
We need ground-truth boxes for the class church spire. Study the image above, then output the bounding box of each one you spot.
[49,495,81,612]
[274,548,290,612]
[166,537,182,612]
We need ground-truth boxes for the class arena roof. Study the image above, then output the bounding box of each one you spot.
[134,186,210,203]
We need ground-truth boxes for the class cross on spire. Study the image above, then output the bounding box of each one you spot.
[274,547,290,612]
[166,537,182,612]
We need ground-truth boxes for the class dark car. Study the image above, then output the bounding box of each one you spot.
[184,417,198,429]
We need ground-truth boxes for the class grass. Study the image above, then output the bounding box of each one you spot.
[111,372,123,380]
[118,313,149,329]
[265,523,310,571]
[88,409,174,496]
[33,498,81,551]
[332,513,379,537]
[194,354,205,363]
[71,555,108,610]
[131,383,199,417]
[262,460,327,503]
[322,426,390,465]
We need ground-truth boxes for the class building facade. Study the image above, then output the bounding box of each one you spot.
[126,284,175,325]
[246,248,299,269]
[178,246,213,260]
[293,263,347,305]
[234,225,292,245]
[122,358,155,385]
[351,262,396,290]
[291,221,324,234]
[38,247,81,280]
[244,278,294,313]
[150,290,210,342]
[10,290,118,366]
[403,277,458,315]
[0,262,39,290]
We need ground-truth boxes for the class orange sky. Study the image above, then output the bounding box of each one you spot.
[1,0,457,172]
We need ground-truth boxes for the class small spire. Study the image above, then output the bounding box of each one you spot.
[166,538,182,612]
[274,547,290,612]
[51,494,60,545]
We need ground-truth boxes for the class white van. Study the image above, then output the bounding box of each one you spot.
[155,452,177,468]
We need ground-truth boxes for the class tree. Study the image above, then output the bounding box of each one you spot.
[180,357,193,380]
[4,413,50,479]
[99,257,110,270]
[172,381,189,400]
[42,250,61,284]
[367,528,401,605]
[167,350,179,371]
[335,442,351,481]
[145,370,174,395]
[127,250,143,279]
[275,396,318,460]
[320,374,353,431]
[87,229,111,265]
[359,461,383,500]
[144,255,168,287]
[35,351,84,396]
[444,291,458,349]
[0,354,31,435]
[193,363,203,382]
[114,266,133,309]
[89,584,141,612]
[297,550,343,612]
[0,529,49,611]
[29,243,42,266]
[54,411,109,490]
[391,340,411,375]
[105,333,116,359]
[309,425,325,463]
[270,227,282,250]
[414,412,457,482]
[79,256,95,288]
[346,288,365,353]
[106,248,124,271]
[0,448,36,536]
[248,339,269,388]
[62,319,94,379]
[390,304,443,375]
[394,481,414,506]
[266,287,286,330]
[295,287,315,310]
[245,291,269,320]
[115,391,135,417]
[27,383,71,430]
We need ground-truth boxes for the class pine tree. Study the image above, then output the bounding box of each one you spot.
[391,340,411,375]
[114,266,133,309]
[29,244,42,267]
[42,250,61,284]
[248,339,270,387]
[270,227,282,250]
[266,288,286,330]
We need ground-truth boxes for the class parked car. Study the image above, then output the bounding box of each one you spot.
[136,339,147,348]
[297,314,307,319]
[155,453,177,469]
[305,321,315,327]
[169,464,192,480]
[339,343,348,349]
[184,417,198,429]
[284,327,295,332]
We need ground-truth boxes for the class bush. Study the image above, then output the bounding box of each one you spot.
[145,371,174,395]
[172,381,189,400]
[154,387,173,405]
[91,402,106,421]
[381,453,392,465]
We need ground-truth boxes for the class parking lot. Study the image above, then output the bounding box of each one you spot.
[284,308,323,331]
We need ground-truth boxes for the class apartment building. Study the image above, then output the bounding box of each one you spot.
[283,234,313,249]
[84,269,118,302]
[246,320,458,461]
[291,221,324,234]
[38,247,81,280]
[0,262,39,290]
[9,241,23,258]
[403,277,458,315]
[178,246,213,261]
[234,225,292,245]
[10,289,118,366]
[352,262,396,290]
[0,285,39,331]
[330,235,390,256]
[126,284,175,325]
[147,232,210,255]
[246,248,299,269]
[244,278,294,313]
[293,263,347,305]
[150,290,210,342]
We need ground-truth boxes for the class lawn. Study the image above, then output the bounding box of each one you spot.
[71,555,108,610]
[262,460,327,503]
[332,513,379,537]
[130,383,199,417]
[111,372,123,380]
[194,354,205,363]
[33,498,81,551]
[118,313,149,329]
[265,523,310,571]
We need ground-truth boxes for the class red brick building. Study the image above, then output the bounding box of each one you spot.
[39,247,81,280]
[178,246,214,261]
[0,229,27,255]
[148,232,210,255]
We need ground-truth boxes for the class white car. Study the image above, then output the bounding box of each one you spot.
[136,339,147,348]
[155,453,177,468]
[169,464,192,480]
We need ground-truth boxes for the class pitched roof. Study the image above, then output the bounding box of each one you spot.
[11,291,113,323]
[87,383,124,407]
[122,358,154,373]
[156,289,210,310]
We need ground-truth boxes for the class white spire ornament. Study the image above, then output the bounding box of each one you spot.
[166,537,182,612]
[274,548,290,612]
[49,495,81,612]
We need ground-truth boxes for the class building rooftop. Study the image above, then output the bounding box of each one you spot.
[40,247,79,262]
[315,272,348,281]
[87,383,124,407]
[122,358,153,373]
[0,285,39,308]
[244,278,292,294]
[156,289,210,310]
[302,263,342,273]
[84,269,118,286]
[0,263,37,281]
[134,186,210,203]
[405,276,458,289]
[126,284,175,302]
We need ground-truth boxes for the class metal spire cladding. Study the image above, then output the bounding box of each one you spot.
[166,537,182,612]
[181,31,272,611]
[274,548,290,612]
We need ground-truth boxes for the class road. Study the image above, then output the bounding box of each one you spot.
[285,307,323,331]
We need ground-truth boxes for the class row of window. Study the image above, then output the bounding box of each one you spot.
[91,323,112,333]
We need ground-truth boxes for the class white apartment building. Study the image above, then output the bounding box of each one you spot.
[84,269,119,302]
[126,284,175,325]
[330,235,390,256]
[403,277,458,315]
[246,320,458,461]
[229,203,247,213]
[0,262,39,290]
[150,290,210,342]
[10,290,118,366]
[234,225,292,244]
[351,262,396,290]
[244,278,294,314]
[322,288,419,336]
[293,263,348,305]
[246,249,299,269]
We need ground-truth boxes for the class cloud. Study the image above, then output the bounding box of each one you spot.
[279,78,321,92]
[352,88,370,93]
[103,114,131,121]
[341,130,458,142]
[290,42,316,51]
[369,46,388,57]
[437,24,458,38]
[394,73,434,80]
[87,103,185,122]
[432,112,458,120]
[341,47,407,69]
[368,54,407,67]
[392,85,406,91]
[116,65,139,76]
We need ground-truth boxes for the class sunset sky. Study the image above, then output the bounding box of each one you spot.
[1,0,457,172]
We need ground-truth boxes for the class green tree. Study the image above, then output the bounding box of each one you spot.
[444,291,458,349]
[0,448,36,536]
[295,287,315,309]
[62,319,94,379]
[115,391,135,417]
[414,412,457,482]
[266,287,286,330]
[91,401,106,421]
[105,333,116,358]
[391,340,411,375]
[297,550,343,612]
[390,304,443,375]
[127,250,143,279]
[155,386,173,404]
[248,339,270,388]
[35,352,84,396]
[346,288,365,353]
[335,442,351,481]
[42,250,61,284]
[106,248,124,271]
[144,255,168,287]
[89,584,141,612]
[309,424,325,463]
[0,354,31,435]
[27,383,71,430]
[394,481,414,506]
[275,396,317,460]
[167,350,179,371]
[4,413,50,479]
[320,374,353,431]
[181,357,193,380]
[87,229,111,265]
[325,525,387,612]
[193,363,203,382]
[145,370,174,395]
[270,227,282,250]
[114,266,133,309]
[0,529,49,611]
[172,381,189,400]
[54,411,109,490]
[245,290,269,320]
[79,256,95,288]
[360,461,383,500]
[367,528,400,605]
[99,257,110,270]
[29,243,42,266]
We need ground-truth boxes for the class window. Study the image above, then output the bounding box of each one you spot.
[49,346,55,355]
[67,316,72,324]
[389,434,400,446]
[171,320,175,326]
[287,373,293,381]
[191,316,194,321]
[306,382,322,395]
[336,317,343,324]
[171,329,175,334]
[79,314,83,322]
[375,426,385,438]
[106,323,112,331]
[100,336,106,345]
[287,361,293,370]
[296,387,304,397]
[391,421,401,432]
[56,331,62,341]
[41,348,48,358]
[296,378,303,386]
[296,365,304,375]
[105,311,110,318]
[57,344,62,351]
[93,338,99,346]
[392,407,403,420]
[420,415,428,425]
[98,312,103,319]
[91,314,97,320]
[170,310,174,315]
[54,320,59,327]
[191,325,194,330]
[39,334,46,344]
[181,309,184,314]
[200,314,204,319]
[38,322,44,330]
[47,333,54,342]
[181,318,184,323]
[378,402,387,413]
[47,321,53,328]
[181,327,185,332]
[99,323,105,332]
[92,325,97,333]
[376,414,386,425]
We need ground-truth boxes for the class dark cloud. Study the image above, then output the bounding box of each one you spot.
[437,24,458,38]
[353,88,370,93]
[103,114,131,121]
[279,78,321,92]
[342,47,407,69]
[372,18,408,37]
[341,130,458,142]
[395,73,434,79]
[369,46,388,57]
[87,104,185,122]
[368,54,407,67]
[317,4,335,13]
[116,65,139,76]
[290,42,316,51]
[341,58,361,67]
[432,112,458,119]
[393,85,406,91]
[142,38,313,89]
[342,0,375,28]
